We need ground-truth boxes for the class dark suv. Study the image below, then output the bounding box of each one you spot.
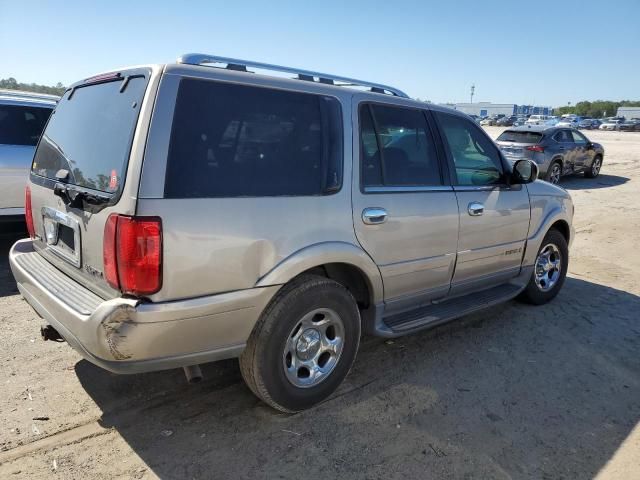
[496,126,605,184]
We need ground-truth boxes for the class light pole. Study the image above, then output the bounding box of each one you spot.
[470,84,475,104]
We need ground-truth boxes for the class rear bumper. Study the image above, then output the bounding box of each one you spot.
[9,239,279,374]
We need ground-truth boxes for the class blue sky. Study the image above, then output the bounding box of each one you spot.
[1,0,638,106]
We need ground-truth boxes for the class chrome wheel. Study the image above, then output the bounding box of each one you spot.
[535,243,562,292]
[548,163,561,184]
[591,157,602,177]
[283,308,345,388]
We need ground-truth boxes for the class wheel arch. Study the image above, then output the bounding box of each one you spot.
[255,242,384,307]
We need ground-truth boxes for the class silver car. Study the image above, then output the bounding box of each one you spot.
[0,90,56,229]
[10,55,574,412]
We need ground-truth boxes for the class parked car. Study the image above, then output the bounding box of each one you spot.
[480,115,504,126]
[526,114,550,125]
[513,116,527,127]
[9,54,574,412]
[600,119,623,130]
[496,115,518,126]
[619,120,640,132]
[556,117,580,128]
[578,118,598,130]
[0,90,56,230]
[495,126,604,184]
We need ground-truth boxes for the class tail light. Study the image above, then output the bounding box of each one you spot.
[25,186,35,239]
[103,215,162,296]
[526,145,545,153]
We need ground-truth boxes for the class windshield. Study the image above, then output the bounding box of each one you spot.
[31,74,148,193]
[496,131,543,143]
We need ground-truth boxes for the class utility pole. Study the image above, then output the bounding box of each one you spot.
[470,84,475,104]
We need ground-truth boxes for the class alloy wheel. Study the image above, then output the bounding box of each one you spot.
[534,243,562,292]
[283,308,345,388]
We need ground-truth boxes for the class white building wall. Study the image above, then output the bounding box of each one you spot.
[617,107,640,119]
[454,103,516,116]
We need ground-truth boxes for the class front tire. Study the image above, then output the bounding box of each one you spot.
[240,275,361,412]
[518,228,568,305]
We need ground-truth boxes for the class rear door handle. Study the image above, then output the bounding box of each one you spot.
[362,207,387,225]
[468,202,484,216]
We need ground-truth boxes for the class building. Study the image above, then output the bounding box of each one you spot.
[452,102,552,117]
[617,107,640,119]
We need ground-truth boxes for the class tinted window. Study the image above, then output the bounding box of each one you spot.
[553,130,573,143]
[359,104,441,188]
[496,130,543,144]
[32,76,148,192]
[164,79,342,198]
[435,112,503,186]
[0,104,52,146]
[571,131,588,144]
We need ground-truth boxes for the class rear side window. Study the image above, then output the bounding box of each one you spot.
[164,78,343,198]
[0,104,52,146]
[496,130,543,144]
[359,103,442,188]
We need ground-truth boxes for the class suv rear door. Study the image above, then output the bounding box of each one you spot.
[351,99,458,313]
[27,68,158,299]
[432,110,530,295]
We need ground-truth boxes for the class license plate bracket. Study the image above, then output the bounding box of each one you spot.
[41,207,82,267]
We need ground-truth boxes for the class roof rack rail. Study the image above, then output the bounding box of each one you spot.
[176,53,409,98]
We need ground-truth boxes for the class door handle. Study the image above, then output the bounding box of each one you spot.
[362,207,387,225]
[468,202,484,216]
[558,146,565,150]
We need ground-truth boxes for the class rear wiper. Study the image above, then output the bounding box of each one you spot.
[53,183,111,212]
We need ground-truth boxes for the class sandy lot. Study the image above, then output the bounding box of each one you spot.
[0,128,639,479]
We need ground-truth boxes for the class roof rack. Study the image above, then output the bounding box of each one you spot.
[177,53,409,98]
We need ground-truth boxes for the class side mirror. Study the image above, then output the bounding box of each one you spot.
[512,159,538,184]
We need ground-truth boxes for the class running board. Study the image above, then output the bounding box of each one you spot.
[378,283,524,337]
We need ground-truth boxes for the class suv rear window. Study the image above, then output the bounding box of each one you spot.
[164,78,343,198]
[0,104,52,146]
[496,131,543,144]
[31,74,148,192]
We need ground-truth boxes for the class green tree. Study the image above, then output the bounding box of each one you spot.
[0,78,66,96]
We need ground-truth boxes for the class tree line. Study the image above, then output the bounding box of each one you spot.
[0,77,66,96]
[554,100,640,118]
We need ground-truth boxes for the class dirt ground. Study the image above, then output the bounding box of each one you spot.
[0,128,638,479]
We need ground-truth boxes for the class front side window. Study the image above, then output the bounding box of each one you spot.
[435,112,503,186]
[165,78,342,198]
[0,104,52,146]
[359,103,441,188]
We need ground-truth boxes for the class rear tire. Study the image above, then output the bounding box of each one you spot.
[585,155,602,178]
[239,275,361,412]
[518,228,568,305]
[545,160,562,185]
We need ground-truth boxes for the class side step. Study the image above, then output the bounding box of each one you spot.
[381,283,523,336]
